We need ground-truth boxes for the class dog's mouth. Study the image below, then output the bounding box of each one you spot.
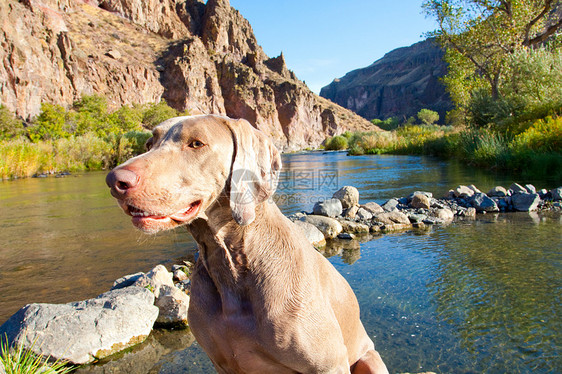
[119,200,202,229]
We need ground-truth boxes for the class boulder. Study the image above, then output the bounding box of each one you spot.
[173,269,189,282]
[525,184,536,194]
[433,208,454,222]
[300,215,343,239]
[372,211,410,225]
[453,185,474,198]
[337,232,355,240]
[356,208,373,221]
[512,193,540,212]
[338,220,370,233]
[106,49,122,59]
[465,207,477,217]
[381,198,400,212]
[112,272,144,290]
[293,220,327,247]
[360,201,384,214]
[551,187,562,201]
[410,193,431,209]
[342,205,359,219]
[508,183,527,195]
[408,191,433,200]
[154,285,190,328]
[487,186,507,197]
[470,193,499,212]
[129,265,175,294]
[313,198,343,218]
[443,190,455,199]
[468,184,482,194]
[407,213,426,223]
[0,287,158,365]
[332,186,360,209]
[117,265,190,327]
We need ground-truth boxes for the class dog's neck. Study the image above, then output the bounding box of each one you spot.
[188,196,291,292]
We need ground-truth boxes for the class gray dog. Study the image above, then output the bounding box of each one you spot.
[106,115,389,374]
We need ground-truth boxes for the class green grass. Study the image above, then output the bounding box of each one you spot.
[0,334,73,374]
[333,119,562,181]
[0,131,152,179]
[0,95,182,179]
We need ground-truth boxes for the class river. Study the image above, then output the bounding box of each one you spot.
[0,152,560,373]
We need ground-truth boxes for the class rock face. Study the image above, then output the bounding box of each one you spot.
[320,39,452,122]
[0,0,374,151]
[0,287,158,365]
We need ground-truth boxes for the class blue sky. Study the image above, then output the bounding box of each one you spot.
[229,0,438,93]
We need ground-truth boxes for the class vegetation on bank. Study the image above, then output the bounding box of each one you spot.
[325,2,562,181]
[0,96,187,179]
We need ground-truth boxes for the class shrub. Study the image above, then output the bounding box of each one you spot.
[371,117,401,131]
[511,116,562,153]
[0,106,25,140]
[348,131,397,155]
[324,135,348,150]
[28,103,71,141]
[417,109,439,125]
[0,139,47,179]
[468,89,520,129]
[142,100,186,129]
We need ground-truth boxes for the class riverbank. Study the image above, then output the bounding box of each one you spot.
[325,119,562,181]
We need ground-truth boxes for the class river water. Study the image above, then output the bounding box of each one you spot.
[0,152,560,373]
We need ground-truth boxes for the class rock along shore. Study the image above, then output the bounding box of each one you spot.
[290,183,562,248]
[0,182,560,370]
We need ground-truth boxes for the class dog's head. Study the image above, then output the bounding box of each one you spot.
[106,115,281,233]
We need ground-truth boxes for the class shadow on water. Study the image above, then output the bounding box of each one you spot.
[1,152,561,373]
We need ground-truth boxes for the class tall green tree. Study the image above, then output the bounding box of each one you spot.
[423,0,562,108]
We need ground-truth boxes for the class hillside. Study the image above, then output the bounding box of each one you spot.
[320,39,452,122]
[0,0,376,151]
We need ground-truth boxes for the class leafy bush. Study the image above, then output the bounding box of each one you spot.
[142,99,186,129]
[502,48,562,109]
[417,109,439,125]
[28,103,71,141]
[371,117,401,131]
[348,131,397,155]
[0,106,25,140]
[324,135,348,150]
[511,116,562,153]
[0,97,190,178]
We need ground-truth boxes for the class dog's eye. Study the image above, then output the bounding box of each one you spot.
[188,140,205,149]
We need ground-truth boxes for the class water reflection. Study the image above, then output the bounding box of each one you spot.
[426,213,561,373]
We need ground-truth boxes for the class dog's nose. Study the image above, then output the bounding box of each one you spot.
[106,168,139,196]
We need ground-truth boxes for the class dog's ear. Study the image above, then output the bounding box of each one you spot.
[223,118,281,226]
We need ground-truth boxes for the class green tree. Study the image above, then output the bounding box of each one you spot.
[0,105,24,140]
[423,0,562,107]
[417,108,440,125]
[29,103,70,141]
[141,100,186,129]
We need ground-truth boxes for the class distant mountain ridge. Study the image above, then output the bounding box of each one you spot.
[0,0,375,151]
[320,39,452,122]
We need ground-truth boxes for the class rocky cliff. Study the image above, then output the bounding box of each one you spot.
[320,39,452,122]
[0,0,375,150]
